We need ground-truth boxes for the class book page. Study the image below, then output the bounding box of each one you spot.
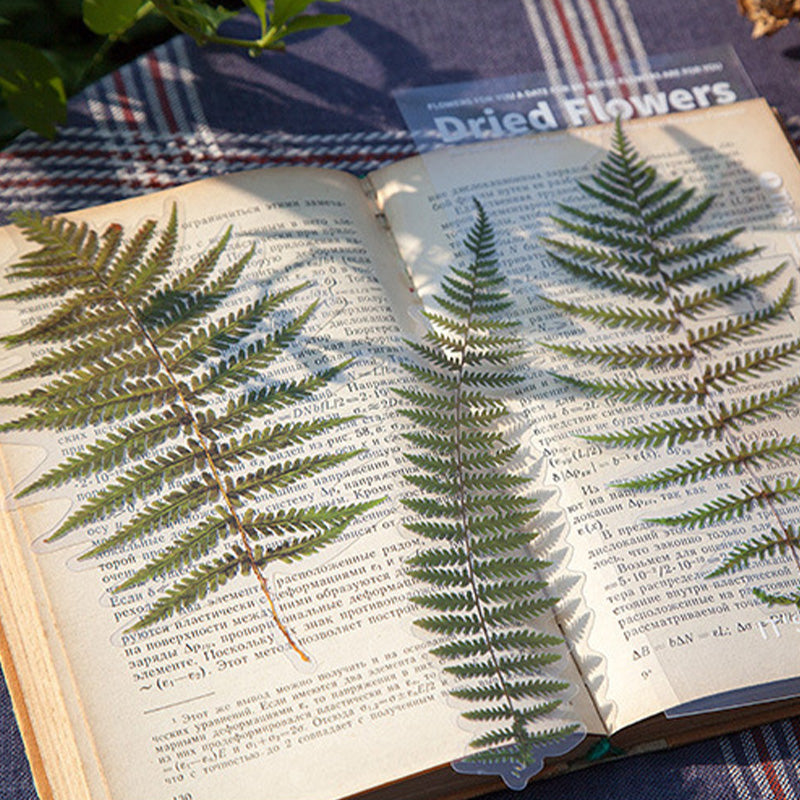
[0,167,484,800]
[371,98,800,733]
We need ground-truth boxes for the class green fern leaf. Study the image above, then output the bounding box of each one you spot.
[542,296,676,331]
[541,340,694,369]
[398,200,577,786]
[554,373,707,405]
[542,117,800,606]
[707,527,800,577]
[651,478,800,529]
[616,437,800,490]
[2,207,379,661]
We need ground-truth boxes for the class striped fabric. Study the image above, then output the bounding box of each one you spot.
[2,2,800,799]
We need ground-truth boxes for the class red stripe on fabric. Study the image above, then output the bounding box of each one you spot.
[551,0,588,84]
[0,147,407,168]
[752,728,789,800]
[0,148,118,161]
[586,0,620,67]
[113,72,138,132]
[147,53,179,134]
[585,0,629,98]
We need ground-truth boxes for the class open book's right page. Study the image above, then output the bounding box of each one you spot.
[371,98,800,734]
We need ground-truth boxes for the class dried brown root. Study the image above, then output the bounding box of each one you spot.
[737,0,800,37]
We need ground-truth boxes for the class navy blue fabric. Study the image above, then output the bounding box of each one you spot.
[3,2,800,798]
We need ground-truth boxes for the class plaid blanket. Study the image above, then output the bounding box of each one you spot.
[2,1,800,798]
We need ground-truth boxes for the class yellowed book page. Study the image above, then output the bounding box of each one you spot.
[0,167,471,800]
[371,98,800,734]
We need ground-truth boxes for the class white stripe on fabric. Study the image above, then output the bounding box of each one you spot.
[541,0,595,88]
[137,55,174,138]
[609,0,659,94]
[84,84,112,134]
[172,38,212,135]
[576,0,623,96]
[742,730,780,799]
[720,736,756,800]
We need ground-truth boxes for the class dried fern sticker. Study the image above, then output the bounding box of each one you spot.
[541,119,800,606]
[0,206,380,660]
[397,200,581,789]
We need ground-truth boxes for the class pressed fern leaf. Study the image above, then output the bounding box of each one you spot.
[1,207,379,660]
[542,119,800,606]
[398,200,580,789]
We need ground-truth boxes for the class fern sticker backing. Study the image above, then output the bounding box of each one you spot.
[540,119,800,608]
[0,206,380,660]
[397,200,582,789]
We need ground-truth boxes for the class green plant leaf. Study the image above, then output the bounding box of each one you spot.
[0,40,66,138]
[282,12,349,36]
[82,0,147,34]
[243,0,268,31]
[272,0,325,27]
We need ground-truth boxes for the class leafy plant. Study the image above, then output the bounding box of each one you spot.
[397,200,580,788]
[0,0,349,142]
[541,119,800,606]
[0,206,378,659]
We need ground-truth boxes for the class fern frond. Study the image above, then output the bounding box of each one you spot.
[752,587,800,606]
[17,406,187,496]
[170,288,312,377]
[720,377,800,428]
[543,117,800,608]
[116,511,236,589]
[672,265,785,317]
[649,193,715,238]
[3,207,378,659]
[540,237,656,276]
[549,216,651,254]
[686,281,794,352]
[129,546,249,630]
[398,199,576,784]
[554,373,707,405]
[708,527,800,577]
[0,374,180,430]
[657,227,743,266]
[541,250,665,299]
[450,677,569,704]
[205,364,350,433]
[116,208,177,304]
[2,324,141,382]
[701,339,800,388]
[542,296,676,331]
[541,340,694,369]
[447,653,561,680]
[665,246,762,286]
[430,629,563,660]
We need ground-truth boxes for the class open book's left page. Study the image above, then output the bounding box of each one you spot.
[0,166,472,800]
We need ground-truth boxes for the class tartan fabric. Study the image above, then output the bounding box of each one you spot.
[2,1,800,798]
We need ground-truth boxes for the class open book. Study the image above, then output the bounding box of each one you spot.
[1,97,799,800]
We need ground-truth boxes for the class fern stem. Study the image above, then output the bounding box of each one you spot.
[452,202,526,745]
